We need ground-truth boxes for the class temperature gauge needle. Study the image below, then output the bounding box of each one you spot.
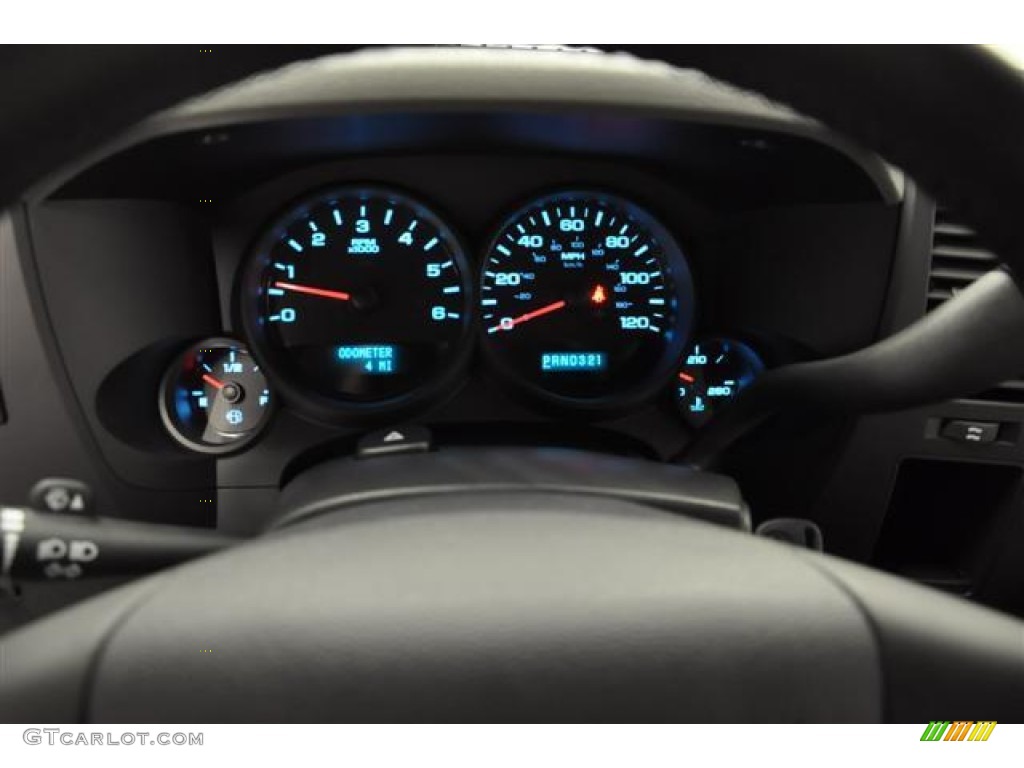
[273,281,351,302]
[488,299,567,333]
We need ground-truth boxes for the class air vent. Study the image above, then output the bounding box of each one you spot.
[930,209,1024,403]
[927,209,1000,311]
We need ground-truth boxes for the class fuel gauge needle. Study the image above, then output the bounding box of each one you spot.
[273,281,351,302]
[202,373,226,390]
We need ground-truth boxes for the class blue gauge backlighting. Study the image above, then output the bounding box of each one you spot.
[174,387,195,425]
[245,188,472,408]
[479,190,695,406]
[675,338,764,428]
[337,345,399,375]
[540,352,608,372]
[159,339,273,454]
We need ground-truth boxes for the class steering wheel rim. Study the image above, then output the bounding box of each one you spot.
[2,475,1023,722]
[2,45,1024,722]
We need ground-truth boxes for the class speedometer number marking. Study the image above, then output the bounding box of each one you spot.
[479,191,695,407]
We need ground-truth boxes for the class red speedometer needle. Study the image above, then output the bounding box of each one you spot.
[202,373,226,390]
[273,281,351,302]
[488,300,567,333]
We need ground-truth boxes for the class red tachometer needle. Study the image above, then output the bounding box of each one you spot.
[202,373,226,390]
[488,299,567,333]
[273,281,351,302]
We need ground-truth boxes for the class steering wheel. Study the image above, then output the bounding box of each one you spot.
[2,45,1023,723]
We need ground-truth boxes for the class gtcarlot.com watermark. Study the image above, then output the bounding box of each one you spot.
[23,729,203,747]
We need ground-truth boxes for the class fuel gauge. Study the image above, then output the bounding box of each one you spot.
[159,338,273,454]
[675,337,764,428]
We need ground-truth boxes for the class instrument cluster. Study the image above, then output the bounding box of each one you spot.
[160,185,767,453]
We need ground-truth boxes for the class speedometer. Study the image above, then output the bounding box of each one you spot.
[239,187,473,421]
[480,191,695,409]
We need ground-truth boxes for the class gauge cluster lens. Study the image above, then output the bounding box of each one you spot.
[479,191,695,407]
[240,188,473,416]
[675,338,764,427]
[159,338,272,453]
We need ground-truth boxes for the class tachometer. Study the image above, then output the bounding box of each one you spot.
[480,191,695,409]
[239,187,473,420]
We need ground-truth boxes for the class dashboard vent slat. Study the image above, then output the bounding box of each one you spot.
[928,264,992,282]
[930,208,1024,404]
[931,244,1000,262]
[933,221,975,237]
[927,209,1000,312]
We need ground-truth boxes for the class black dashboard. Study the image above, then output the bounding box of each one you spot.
[9,46,1024,723]
[3,46,1024,628]
[12,103,898,534]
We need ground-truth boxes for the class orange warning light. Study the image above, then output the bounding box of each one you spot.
[590,285,607,305]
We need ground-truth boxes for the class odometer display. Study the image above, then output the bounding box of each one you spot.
[480,191,695,408]
[240,187,473,418]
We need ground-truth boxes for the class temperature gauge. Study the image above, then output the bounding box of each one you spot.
[159,338,273,454]
[675,338,764,428]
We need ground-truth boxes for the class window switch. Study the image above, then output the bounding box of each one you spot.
[940,420,1000,444]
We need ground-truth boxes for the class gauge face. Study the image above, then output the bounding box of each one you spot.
[480,191,695,408]
[159,338,272,453]
[675,338,764,427]
[240,187,473,418]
